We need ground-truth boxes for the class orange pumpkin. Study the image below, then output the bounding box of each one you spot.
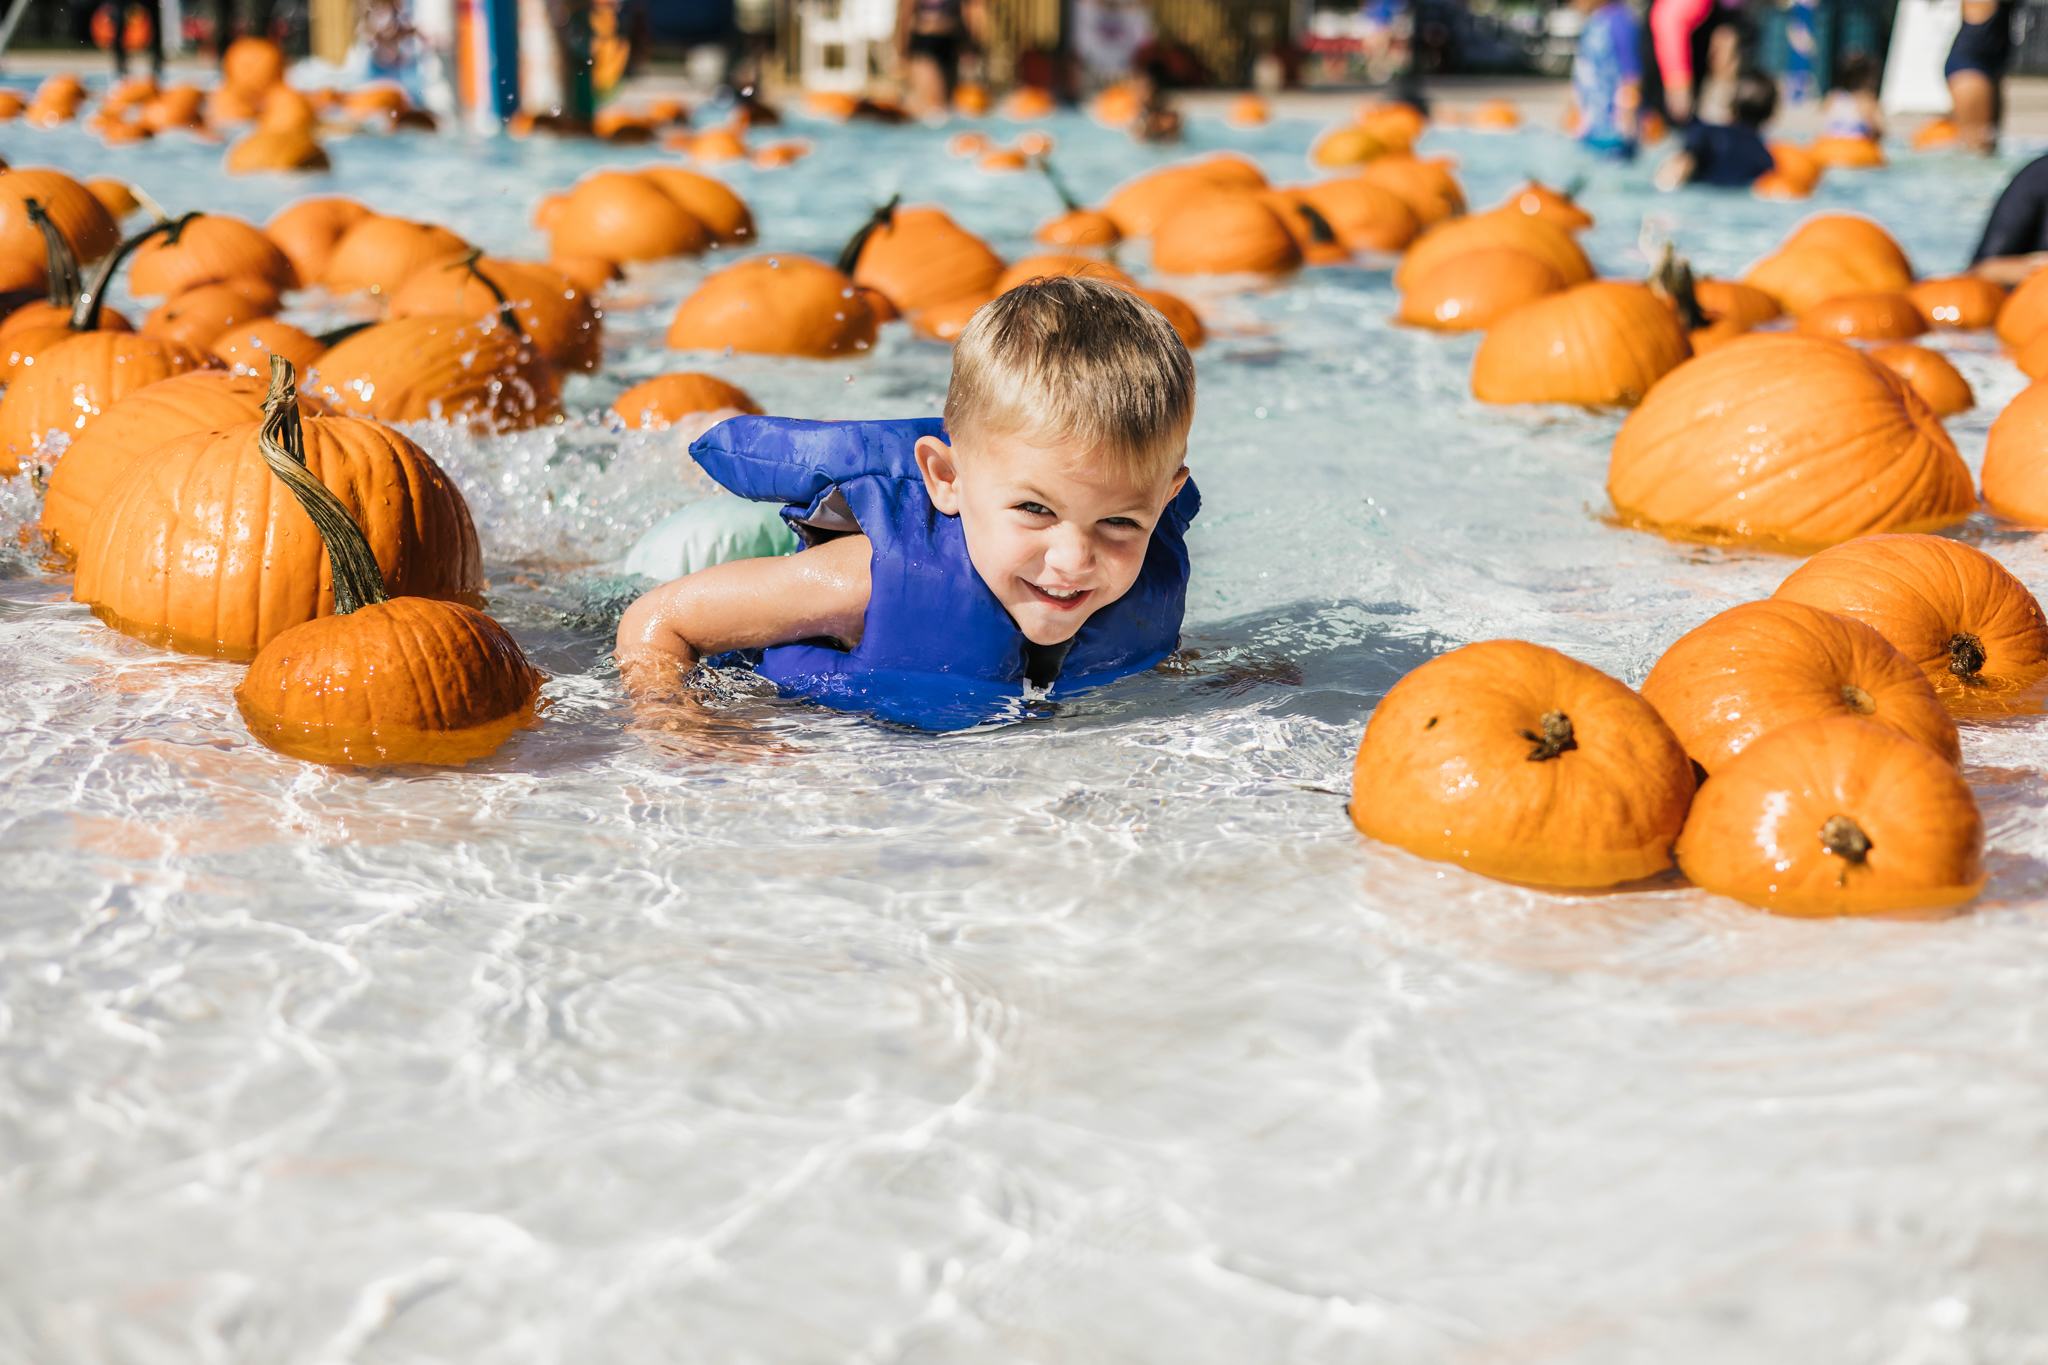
[1763,142,1825,196]
[549,254,621,294]
[1495,181,1592,231]
[1808,134,1886,169]
[1866,343,1974,417]
[224,126,331,174]
[688,126,748,162]
[1744,215,1913,315]
[129,213,297,297]
[1226,94,1269,127]
[1472,281,1692,407]
[342,84,410,121]
[666,254,877,359]
[259,85,319,135]
[1261,189,1352,266]
[993,255,1137,295]
[1913,118,1958,151]
[1035,207,1122,248]
[1396,248,1563,332]
[1607,335,1975,551]
[1695,277,1781,330]
[40,368,325,560]
[909,292,992,343]
[1995,269,2048,348]
[1309,125,1388,169]
[266,196,373,285]
[75,358,481,660]
[205,84,262,127]
[1153,192,1304,275]
[1642,598,1958,775]
[979,149,1030,173]
[612,372,762,429]
[954,83,991,117]
[141,281,280,350]
[2007,326,2048,380]
[1102,155,1268,238]
[84,177,141,220]
[212,316,326,378]
[1394,212,1592,292]
[322,216,469,295]
[1299,177,1422,253]
[222,37,287,98]
[1133,287,1205,350]
[308,315,563,431]
[0,194,130,377]
[1773,533,2048,710]
[1358,100,1427,151]
[1356,155,1465,225]
[638,166,754,244]
[1467,98,1521,130]
[842,202,1003,315]
[0,169,120,293]
[1980,378,2048,525]
[1796,291,1929,341]
[141,85,206,131]
[548,170,709,262]
[1349,639,1695,888]
[1006,86,1057,120]
[1908,275,2006,330]
[948,131,992,157]
[750,140,811,169]
[386,254,602,373]
[1674,717,1983,917]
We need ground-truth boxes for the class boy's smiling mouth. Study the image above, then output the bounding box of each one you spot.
[1024,581,1093,610]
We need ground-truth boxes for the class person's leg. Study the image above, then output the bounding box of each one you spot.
[1950,70,1997,153]
[113,4,129,77]
[903,45,947,115]
[144,0,165,75]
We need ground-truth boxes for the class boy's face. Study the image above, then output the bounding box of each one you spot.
[915,429,1189,647]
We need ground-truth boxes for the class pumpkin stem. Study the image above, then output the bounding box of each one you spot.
[1649,242,1708,331]
[1840,683,1876,715]
[1519,710,1577,761]
[1295,201,1338,246]
[129,184,170,225]
[1947,632,1988,681]
[1820,814,1873,886]
[313,318,377,347]
[834,193,901,277]
[455,249,529,343]
[255,355,390,616]
[1038,155,1082,213]
[71,211,195,332]
[23,198,82,311]
[1561,174,1588,202]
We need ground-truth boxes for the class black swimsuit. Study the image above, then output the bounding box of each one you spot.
[1947,3,2014,79]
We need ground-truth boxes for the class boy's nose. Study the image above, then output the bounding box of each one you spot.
[1043,526,1094,578]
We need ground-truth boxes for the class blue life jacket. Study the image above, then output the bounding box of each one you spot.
[689,416,1200,731]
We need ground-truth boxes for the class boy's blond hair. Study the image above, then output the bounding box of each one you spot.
[945,276,1195,483]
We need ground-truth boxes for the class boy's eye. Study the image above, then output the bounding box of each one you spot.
[1015,502,1053,517]
[1102,517,1143,530]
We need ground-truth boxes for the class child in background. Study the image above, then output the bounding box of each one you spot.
[1656,68,1778,189]
[1571,0,1644,159]
[1822,52,1884,139]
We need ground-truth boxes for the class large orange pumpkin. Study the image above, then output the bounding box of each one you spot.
[234,362,539,766]
[841,201,1004,315]
[266,196,373,285]
[74,359,481,660]
[386,254,602,373]
[140,281,280,350]
[1866,344,1974,417]
[1772,533,2048,710]
[1349,639,1696,888]
[1795,291,1928,341]
[638,166,753,244]
[1298,177,1422,253]
[307,315,562,431]
[1980,378,2048,525]
[0,169,120,293]
[1394,212,1592,292]
[321,216,469,295]
[1908,275,2006,331]
[1356,156,1465,225]
[613,372,762,429]
[1996,270,2048,348]
[1744,215,1913,315]
[548,171,709,262]
[1675,717,1983,917]
[0,195,129,377]
[1640,598,1959,773]
[1396,248,1563,331]
[1102,154,1268,238]
[666,254,878,359]
[1472,281,1692,407]
[1607,335,1976,551]
[40,368,325,560]
[1153,192,1303,275]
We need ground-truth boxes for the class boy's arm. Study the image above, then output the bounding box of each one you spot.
[614,533,873,701]
[1654,151,1695,191]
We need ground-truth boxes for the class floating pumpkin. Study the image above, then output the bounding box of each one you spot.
[1226,94,1269,128]
[954,83,990,117]
[993,255,1137,295]
[840,201,1003,315]
[1773,534,2048,711]
[1396,248,1562,332]
[1261,189,1351,266]
[40,368,325,560]
[1133,287,1205,350]
[909,291,991,343]
[212,316,326,378]
[613,372,762,429]
[342,84,410,121]
[1759,142,1825,198]
[141,281,280,350]
[1102,155,1268,238]
[549,254,621,295]
[1643,598,1958,778]
[639,166,754,244]
[1006,86,1057,119]
[549,170,709,262]
[1309,125,1388,169]
[1995,269,2048,349]
[1744,215,1913,315]
[979,149,1030,173]
[205,84,262,127]
[1035,207,1122,248]
[75,357,481,660]
[258,85,320,135]
[666,255,877,359]
[1394,212,1592,292]
[751,140,811,169]
[1695,277,1781,330]
[266,196,372,285]
[308,314,562,431]
[1496,180,1591,231]
[129,213,297,298]
[225,127,331,174]
[223,37,287,99]
[0,196,131,378]
[1913,118,1958,151]
[2007,326,2048,380]
[1357,101,1426,152]
[1299,176,1421,253]
[1907,275,2006,331]
[948,131,992,158]
[1607,335,1974,551]
[1153,192,1304,275]
[322,216,469,295]
[1866,343,1974,417]
[1980,378,2048,525]
[1472,281,1692,407]
[141,85,205,132]
[234,364,540,766]
[387,253,602,373]
[83,177,141,220]
[1088,84,1140,126]
[1674,717,1983,917]
[1356,155,1464,225]
[1809,134,1886,169]
[1349,639,1695,888]
[689,126,748,162]
[0,169,120,293]
[1795,291,1929,341]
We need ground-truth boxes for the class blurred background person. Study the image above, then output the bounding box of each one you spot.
[1947,0,2014,153]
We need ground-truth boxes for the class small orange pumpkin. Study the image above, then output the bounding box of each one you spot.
[1866,343,1974,417]
[1796,291,1928,341]
[549,254,621,295]
[1394,212,1592,292]
[612,372,762,429]
[266,196,373,285]
[1006,86,1057,120]
[1808,134,1886,169]
[212,316,326,378]
[1133,288,1205,350]
[1396,248,1563,331]
[1674,717,1983,917]
[224,126,332,174]
[1695,277,1781,330]
[0,168,120,293]
[549,171,709,262]
[1642,598,1959,775]
[1980,378,2048,525]
[1472,281,1692,407]
[308,314,563,431]
[1913,118,1958,150]
[666,254,878,359]
[1035,207,1122,248]
[1495,181,1592,231]
[1152,191,1304,275]
[1309,124,1388,170]
[1467,98,1521,130]
[1349,639,1696,888]
[1773,533,2048,710]
[638,166,754,244]
[141,280,280,350]
[1907,275,2006,330]
[1299,177,1422,253]
[954,83,991,117]
[841,201,1003,315]
[386,253,602,373]
[1226,94,1269,127]
[222,37,287,99]
[129,212,298,297]
[322,215,470,295]
[84,177,141,220]
[1356,155,1465,225]
[1607,335,1975,551]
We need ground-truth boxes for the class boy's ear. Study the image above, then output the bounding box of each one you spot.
[1166,464,1190,501]
[914,435,964,515]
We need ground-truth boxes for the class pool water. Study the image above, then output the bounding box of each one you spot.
[5,107,2048,1362]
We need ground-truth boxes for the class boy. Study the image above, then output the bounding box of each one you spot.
[615,276,1199,731]
[1655,68,1778,190]
[1570,0,1644,160]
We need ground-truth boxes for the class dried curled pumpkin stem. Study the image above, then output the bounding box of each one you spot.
[256,355,389,616]
[1948,632,1988,681]
[1649,243,1708,331]
[1821,814,1873,886]
[24,198,81,311]
[129,184,170,226]
[834,193,901,276]
[455,249,528,343]
[1840,683,1876,715]
[1295,201,1338,246]
[70,211,195,331]
[1519,710,1577,761]
[1038,155,1083,213]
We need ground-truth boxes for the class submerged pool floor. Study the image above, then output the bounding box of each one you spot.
[4,107,2048,1362]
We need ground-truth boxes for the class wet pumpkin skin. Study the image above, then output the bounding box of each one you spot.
[666,255,878,359]
[1393,212,1592,293]
[1676,717,1984,918]
[1471,281,1693,407]
[612,373,761,430]
[1866,344,1974,417]
[1350,640,1696,889]
[1907,275,2006,331]
[1773,534,2048,713]
[308,314,564,432]
[265,196,374,286]
[846,204,1004,315]
[0,330,211,474]
[1397,248,1562,333]
[128,213,297,297]
[1641,599,1959,776]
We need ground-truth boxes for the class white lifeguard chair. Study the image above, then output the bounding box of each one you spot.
[796,0,897,92]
